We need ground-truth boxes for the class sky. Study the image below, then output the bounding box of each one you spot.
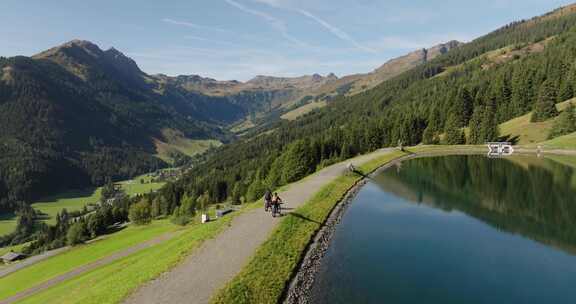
[1,0,574,81]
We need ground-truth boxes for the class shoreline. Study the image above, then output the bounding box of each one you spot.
[282,153,418,304]
[281,147,576,303]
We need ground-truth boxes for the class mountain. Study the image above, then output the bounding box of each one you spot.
[277,41,462,122]
[0,40,247,209]
[312,40,462,99]
[153,2,576,221]
[0,40,345,208]
[4,1,575,213]
[149,42,461,132]
[153,72,340,132]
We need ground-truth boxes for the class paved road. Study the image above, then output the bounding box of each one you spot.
[0,231,177,304]
[124,148,396,304]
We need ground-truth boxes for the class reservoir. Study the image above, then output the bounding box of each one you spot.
[310,154,576,304]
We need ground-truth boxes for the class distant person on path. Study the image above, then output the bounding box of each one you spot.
[347,162,356,173]
[271,192,283,217]
[264,190,272,211]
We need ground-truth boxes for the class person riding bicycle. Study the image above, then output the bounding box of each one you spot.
[264,190,272,211]
[271,192,283,216]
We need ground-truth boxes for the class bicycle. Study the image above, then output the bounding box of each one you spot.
[271,201,282,218]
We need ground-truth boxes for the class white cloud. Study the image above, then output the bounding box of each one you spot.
[296,9,376,53]
[224,0,310,48]
[162,18,230,33]
[183,35,241,47]
[249,0,375,53]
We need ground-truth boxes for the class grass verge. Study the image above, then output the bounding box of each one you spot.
[0,220,178,301]
[16,203,258,304]
[211,150,407,304]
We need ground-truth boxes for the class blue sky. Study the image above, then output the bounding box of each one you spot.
[1,0,573,80]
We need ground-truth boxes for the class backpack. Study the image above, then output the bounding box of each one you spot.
[265,191,272,201]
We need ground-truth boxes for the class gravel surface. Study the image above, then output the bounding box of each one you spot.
[0,247,68,279]
[123,148,396,304]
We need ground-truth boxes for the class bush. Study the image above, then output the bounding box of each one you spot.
[67,222,87,246]
[170,215,191,226]
[129,200,152,225]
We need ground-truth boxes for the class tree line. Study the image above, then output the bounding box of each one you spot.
[132,11,576,223]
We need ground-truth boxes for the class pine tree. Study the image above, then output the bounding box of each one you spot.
[422,125,439,144]
[281,139,315,183]
[480,100,500,142]
[531,80,559,122]
[457,88,474,126]
[443,113,466,145]
[559,80,573,102]
[468,106,484,144]
[511,68,535,116]
[548,103,576,139]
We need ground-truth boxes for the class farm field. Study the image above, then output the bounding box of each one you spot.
[0,219,178,301]
[0,213,17,236]
[0,174,165,237]
[14,204,253,304]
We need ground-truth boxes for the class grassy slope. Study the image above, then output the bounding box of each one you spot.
[0,212,17,236]
[30,174,164,226]
[0,220,178,301]
[536,131,576,149]
[19,204,258,304]
[211,150,408,304]
[281,101,327,121]
[1,174,165,236]
[154,128,221,162]
[31,189,101,225]
[500,99,572,144]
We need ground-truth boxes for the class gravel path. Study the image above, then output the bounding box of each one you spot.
[124,148,396,304]
[0,231,177,304]
[0,247,68,279]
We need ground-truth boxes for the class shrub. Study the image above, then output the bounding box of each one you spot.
[67,222,87,245]
[129,199,152,225]
[170,215,191,226]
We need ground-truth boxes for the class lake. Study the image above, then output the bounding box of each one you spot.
[310,154,576,304]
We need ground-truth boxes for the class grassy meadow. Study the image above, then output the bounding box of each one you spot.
[281,101,327,121]
[17,204,257,304]
[30,174,163,226]
[0,219,178,301]
[499,100,573,144]
[536,131,576,150]
[0,212,17,236]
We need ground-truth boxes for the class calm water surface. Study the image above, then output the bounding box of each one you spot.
[310,155,576,304]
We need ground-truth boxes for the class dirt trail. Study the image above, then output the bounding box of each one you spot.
[124,148,396,304]
[0,231,176,304]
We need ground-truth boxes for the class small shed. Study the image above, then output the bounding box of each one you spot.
[1,252,25,263]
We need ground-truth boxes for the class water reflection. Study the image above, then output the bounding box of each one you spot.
[310,154,576,304]
[375,155,576,253]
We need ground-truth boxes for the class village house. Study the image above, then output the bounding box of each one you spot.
[1,251,25,263]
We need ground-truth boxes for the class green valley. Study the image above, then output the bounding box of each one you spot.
[2,2,576,304]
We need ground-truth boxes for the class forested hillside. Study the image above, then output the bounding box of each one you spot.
[140,3,576,218]
[0,40,240,212]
